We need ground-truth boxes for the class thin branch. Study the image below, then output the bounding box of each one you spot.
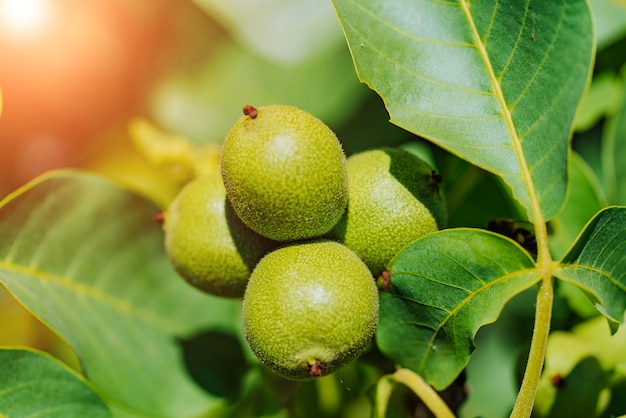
[393,368,456,418]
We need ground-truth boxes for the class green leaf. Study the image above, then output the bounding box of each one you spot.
[0,170,241,417]
[534,314,626,417]
[553,206,626,333]
[535,350,608,418]
[376,228,540,390]
[572,314,626,369]
[438,152,526,228]
[573,72,623,132]
[0,348,111,418]
[603,78,626,205]
[548,152,607,260]
[332,0,594,222]
[459,314,523,418]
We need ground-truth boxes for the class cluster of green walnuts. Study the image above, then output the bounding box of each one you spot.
[162,105,446,380]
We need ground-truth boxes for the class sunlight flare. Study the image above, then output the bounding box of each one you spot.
[0,0,52,37]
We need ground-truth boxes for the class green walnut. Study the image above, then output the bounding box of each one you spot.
[163,173,277,297]
[242,240,379,380]
[327,147,446,277]
[221,105,348,241]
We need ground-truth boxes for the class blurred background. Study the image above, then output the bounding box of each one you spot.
[0,0,186,197]
[0,0,415,205]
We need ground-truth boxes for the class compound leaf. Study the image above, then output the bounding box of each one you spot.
[332,0,594,222]
[0,171,241,417]
[376,228,540,390]
[554,207,626,333]
[0,348,111,418]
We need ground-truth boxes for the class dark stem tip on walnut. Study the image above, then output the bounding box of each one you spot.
[243,105,258,119]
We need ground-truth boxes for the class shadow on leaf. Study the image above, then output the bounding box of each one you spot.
[179,330,248,399]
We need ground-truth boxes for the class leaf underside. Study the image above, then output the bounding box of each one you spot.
[0,171,241,417]
[332,0,594,222]
[554,206,626,333]
[376,228,540,390]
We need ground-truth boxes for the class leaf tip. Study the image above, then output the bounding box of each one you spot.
[594,303,621,335]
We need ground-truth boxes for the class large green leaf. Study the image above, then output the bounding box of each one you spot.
[553,206,626,333]
[0,348,111,417]
[332,0,594,222]
[376,228,540,390]
[0,171,241,417]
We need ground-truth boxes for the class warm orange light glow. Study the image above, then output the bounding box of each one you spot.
[0,0,52,37]
[0,0,200,198]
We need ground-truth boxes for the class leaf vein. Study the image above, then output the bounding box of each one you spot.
[558,264,626,294]
[394,293,453,313]
[460,0,543,225]
[508,0,567,112]
[496,0,532,82]
[0,261,183,334]
[481,0,499,47]
[391,101,505,123]
[419,268,538,371]
[347,0,471,48]
[343,6,492,96]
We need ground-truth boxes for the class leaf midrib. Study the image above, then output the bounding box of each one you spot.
[459,0,543,229]
[0,262,183,334]
[460,0,542,212]
[555,264,626,293]
[464,0,561,270]
[417,267,540,372]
